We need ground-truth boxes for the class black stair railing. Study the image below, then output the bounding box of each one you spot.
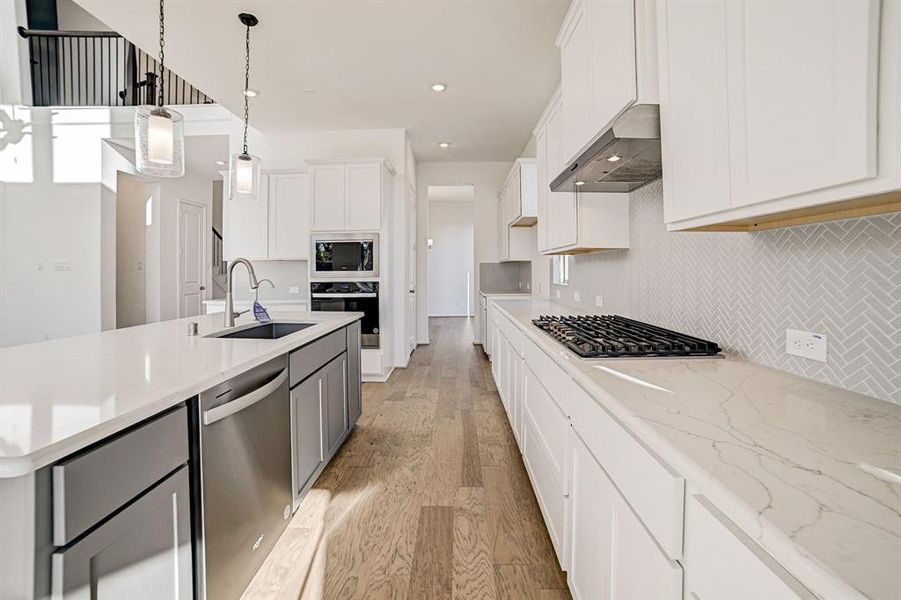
[17,26,214,108]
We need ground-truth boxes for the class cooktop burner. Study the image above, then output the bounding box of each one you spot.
[532,315,722,359]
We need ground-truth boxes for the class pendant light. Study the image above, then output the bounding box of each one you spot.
[229,13,261,202]
[135,0,185,178]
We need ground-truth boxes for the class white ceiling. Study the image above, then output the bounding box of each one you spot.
[75,0,568,162]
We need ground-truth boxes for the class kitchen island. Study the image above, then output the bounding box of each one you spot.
[0,310,363,600]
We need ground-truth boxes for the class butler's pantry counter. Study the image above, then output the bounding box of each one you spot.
[487,297,901,600]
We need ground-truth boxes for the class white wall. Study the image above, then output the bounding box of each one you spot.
[0,0,30,105]
[115,174,155,328]
[415,162,512,343]
[428,201,474,317]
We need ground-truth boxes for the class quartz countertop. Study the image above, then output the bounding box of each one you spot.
[491,298,901,600]
[0,311,361,478]
[479,291,531,297]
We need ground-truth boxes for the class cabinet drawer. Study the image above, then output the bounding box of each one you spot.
[290,328,346,387]
[523,366,568,492]
[522,410,567,566]
[499,313,524,357]
[685,495,814,600]
[524,336,572,416]
[52,405,188,546]
[570,383,684,559]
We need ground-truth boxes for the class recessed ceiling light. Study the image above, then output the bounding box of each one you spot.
[606,154,622,162]
[431,83,447,92]
[216,160,227,166]
[244,89,259,97]
[438,142,451,149]
[575,180,586,186]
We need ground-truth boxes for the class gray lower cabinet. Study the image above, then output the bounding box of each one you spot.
[346,320,362,426]
[50,466,193,600]
[291,374,323,498]
[324,353,349,455]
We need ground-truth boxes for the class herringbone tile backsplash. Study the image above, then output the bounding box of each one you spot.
[551,180,901,405]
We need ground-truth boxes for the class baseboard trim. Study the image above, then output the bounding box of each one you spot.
[362,366,395,383]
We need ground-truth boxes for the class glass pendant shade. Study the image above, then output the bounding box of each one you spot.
[135,106,185,177]
[229,152,261,201]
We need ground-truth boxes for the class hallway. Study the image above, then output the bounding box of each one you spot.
[242,317,569,599]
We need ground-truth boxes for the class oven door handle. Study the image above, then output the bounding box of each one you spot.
[311,293,377,299]
[202,369,288,426]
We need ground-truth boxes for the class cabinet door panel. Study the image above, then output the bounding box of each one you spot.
[51,467,193,600]
[659,0,732,223]
[589,0,637,132]
[311,166,345,231]
[224,175,268,259]
[346,321,363,426]
[346,164,381,230]
[292,375,323,500]
[536,128,549,251]
[544,103,578,249]
[726,0,879,206]
[269,173,310,259]
[325,354,348,454]
[559,2,594,164]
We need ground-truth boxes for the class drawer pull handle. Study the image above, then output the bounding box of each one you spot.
[203,369,288,425]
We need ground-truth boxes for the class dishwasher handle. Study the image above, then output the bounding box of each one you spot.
[202,368,288,426]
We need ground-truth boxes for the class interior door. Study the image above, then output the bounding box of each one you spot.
[178,199,206,318]
[406,185,417,356]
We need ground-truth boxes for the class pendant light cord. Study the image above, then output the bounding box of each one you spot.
[242,22,251,155]
[158,0,165,107]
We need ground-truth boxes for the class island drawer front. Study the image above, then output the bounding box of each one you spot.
[570,383,684,560]
[52,405,189,546]
[290,329,346,388]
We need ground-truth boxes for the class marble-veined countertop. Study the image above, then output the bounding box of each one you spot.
[0,310,361,478]
[491,298,901,600]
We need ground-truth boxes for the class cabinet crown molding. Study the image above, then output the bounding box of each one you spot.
[304,157,397,176]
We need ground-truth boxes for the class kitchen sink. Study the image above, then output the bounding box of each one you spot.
[207,322,314,340]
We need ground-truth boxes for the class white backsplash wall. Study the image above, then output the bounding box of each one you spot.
[230,260,309,302]
[551,180,901,405]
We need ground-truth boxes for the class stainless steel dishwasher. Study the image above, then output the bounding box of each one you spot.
[194,355,292,600]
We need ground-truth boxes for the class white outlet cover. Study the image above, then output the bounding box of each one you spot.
[555,289,561,299]
[573,291,581,302]
[595,295,604,308]
[289,286,300,294]
[786,329,827,362]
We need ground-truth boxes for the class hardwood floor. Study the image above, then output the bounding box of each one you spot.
[242,317,570,600]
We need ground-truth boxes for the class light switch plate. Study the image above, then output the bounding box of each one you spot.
[595,295,604,308]
[573,291,581,302]
[786,329,827,362]
[289,286,300,294]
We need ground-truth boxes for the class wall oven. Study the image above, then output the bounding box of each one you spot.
[311,233,379,278]
[310,281,380,348]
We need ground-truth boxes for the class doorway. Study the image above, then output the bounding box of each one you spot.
[177,199,207,318]
[427,185,475,317]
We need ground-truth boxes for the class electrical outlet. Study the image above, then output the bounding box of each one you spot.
[289,286,300,294]
[573,291,581,302]
[786,329,827,362]
[53,261,72,272]
[595,295,604,308]
[555,289,561,299]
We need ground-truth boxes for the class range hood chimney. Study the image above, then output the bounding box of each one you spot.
[550,104,662,193]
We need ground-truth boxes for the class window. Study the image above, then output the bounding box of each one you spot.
[552,255,570,286]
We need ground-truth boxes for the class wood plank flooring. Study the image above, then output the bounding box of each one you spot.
[242,317,570,600]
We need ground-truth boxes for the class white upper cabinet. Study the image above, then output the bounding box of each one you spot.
[224,171,310,261]
[268,173,310,260]
[309,159,394,232]
[535,88,630,255]
[223,174,269,260]
[726,1,878,207]
[502,159,538,227]
[310,165,345,231]
[661,0,899,231]
[556,0,655,167]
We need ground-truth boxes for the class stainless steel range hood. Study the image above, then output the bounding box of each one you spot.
[550,104,661,193]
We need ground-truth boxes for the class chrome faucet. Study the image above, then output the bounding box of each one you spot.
[224,258,260,327]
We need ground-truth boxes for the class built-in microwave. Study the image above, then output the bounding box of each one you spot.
[311,233,379,278]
